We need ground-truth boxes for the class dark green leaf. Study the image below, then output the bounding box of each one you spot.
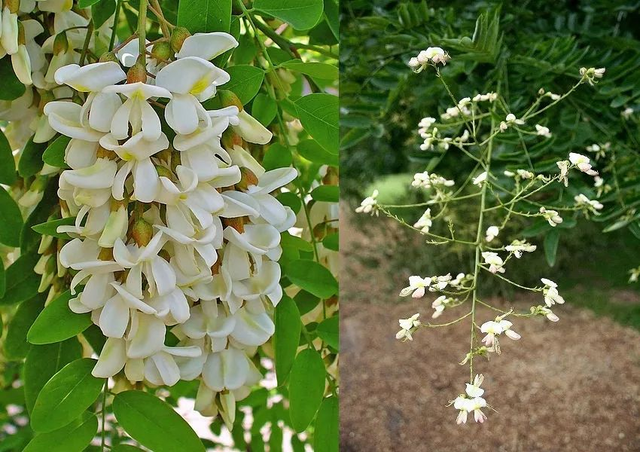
[224,66,265,104]
[31,358,104,433]
[0,252,39,305]
[23,414,98,452]
[113,390,205,452]
[78,0,101,7]
[0,58,26,100]
[289,348,326,432]
[32,217,75,239]
[28,290,92,345]
[285,259,338,298]
[280,61,337,80]
[42,135,70,168]
[295,94,338,154]
[316,316,338,350]
[310,185,339,203]
[24,339,83,414]
[177,0,231,33]
[274,296,301,385]
[252,93,277,126]
[0,187,23,247]
[314,397,338,452]
[297,139,338,166]
[0,129,16,185]
[92,0,117,29]
[263,143,292,170]
[322,232,338,251]
[18,138,47,178]
[4,294,45,360]
[254,0,324,30]
[0,260,5,299]
[544,229,560,267]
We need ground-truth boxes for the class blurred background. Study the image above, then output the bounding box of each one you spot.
[340,0,640,450]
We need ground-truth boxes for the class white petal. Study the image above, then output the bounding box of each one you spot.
[92,338,127,378]
[177,32,239,60]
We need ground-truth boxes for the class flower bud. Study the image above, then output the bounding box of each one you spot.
[236,167,259,191]
[221,129,243,149]
[218,90,243,111]
[127,56,147,83]
[53,32,69,55]
[98,201,128,248]
[170,26,191,53]
[131,217,153,247]
[99,51,120,63]
[151,41,172,61]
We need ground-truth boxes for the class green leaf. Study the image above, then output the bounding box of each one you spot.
[78,0,101,7]
[42,135,70,168]
[178,0,231,33]
[274,297,301,385]
[0,187,23,247]
[295,94,338,154]
[0,252,39,305]
[322,232,338,251]
[224,66,264,105]
[31,358,104,433]
[23,414,98,452]
[32,217,75,239]
[262,143,292,170]
[289,348,326,432]
[297,139,338,166]
[254,0,324,30]
[24,339,83,414]
[28,290,92,345]
[285,259,338,298]
[18,138,47,178]
[113,390,205,452]
[0,129,16,185]
[21,178,57,253]
[310,185,339,203]
[323,0,338,41]
[252,93,277,126]
[4,294,45,360]
[280,61,338,80]
[0,58,26,100]
[544,229,560,267]
[91,0,117,29]
[112,446,145,452]
[314,396,338,452]
[316,316,338,350]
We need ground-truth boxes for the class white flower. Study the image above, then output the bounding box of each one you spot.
[481,318,520,352]
[540,307,559,322]
[465,374,485,398]
[541,278,565,306]
[413,209,432,234]
[535,124,551,137]
[622,107,634,119]
[411,171,454,189]
[516,169,534,179]
[505,240,536,258]
[485,225,500,242]
[629,266,640,283]
[574,193,603,212]
[569,152,598,176]
[539,207,563,227]
[431,295,450,318]
[473,171,488,186]
[556,160,570,187]
[410,47,450,72]
[396,313,421,341]
[399,276,431,298]
[355,189,379,215]
[505,113,525,125]
[453,375,488,424]
[482,252,505,274]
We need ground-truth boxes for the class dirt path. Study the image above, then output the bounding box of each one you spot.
[340,206,640,451]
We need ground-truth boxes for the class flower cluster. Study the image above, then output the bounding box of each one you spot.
[453,374,488,424]
[355,189,379,215]
[411,171,454,189]
[42,31,296,425]
[408,46,450,72]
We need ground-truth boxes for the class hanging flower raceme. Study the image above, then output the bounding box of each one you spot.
[42,28,295,426]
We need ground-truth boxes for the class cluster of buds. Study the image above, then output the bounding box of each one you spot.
[411,171,454,189]
[355,189,379,216]
[580,67,606,85]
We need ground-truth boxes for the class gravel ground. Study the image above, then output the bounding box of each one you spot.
[340,206,640,452]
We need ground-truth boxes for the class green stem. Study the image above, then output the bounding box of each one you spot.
[138,0,148,67]
[79,21,94,65]
[109,0,123,51]
[101,380,108,451]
